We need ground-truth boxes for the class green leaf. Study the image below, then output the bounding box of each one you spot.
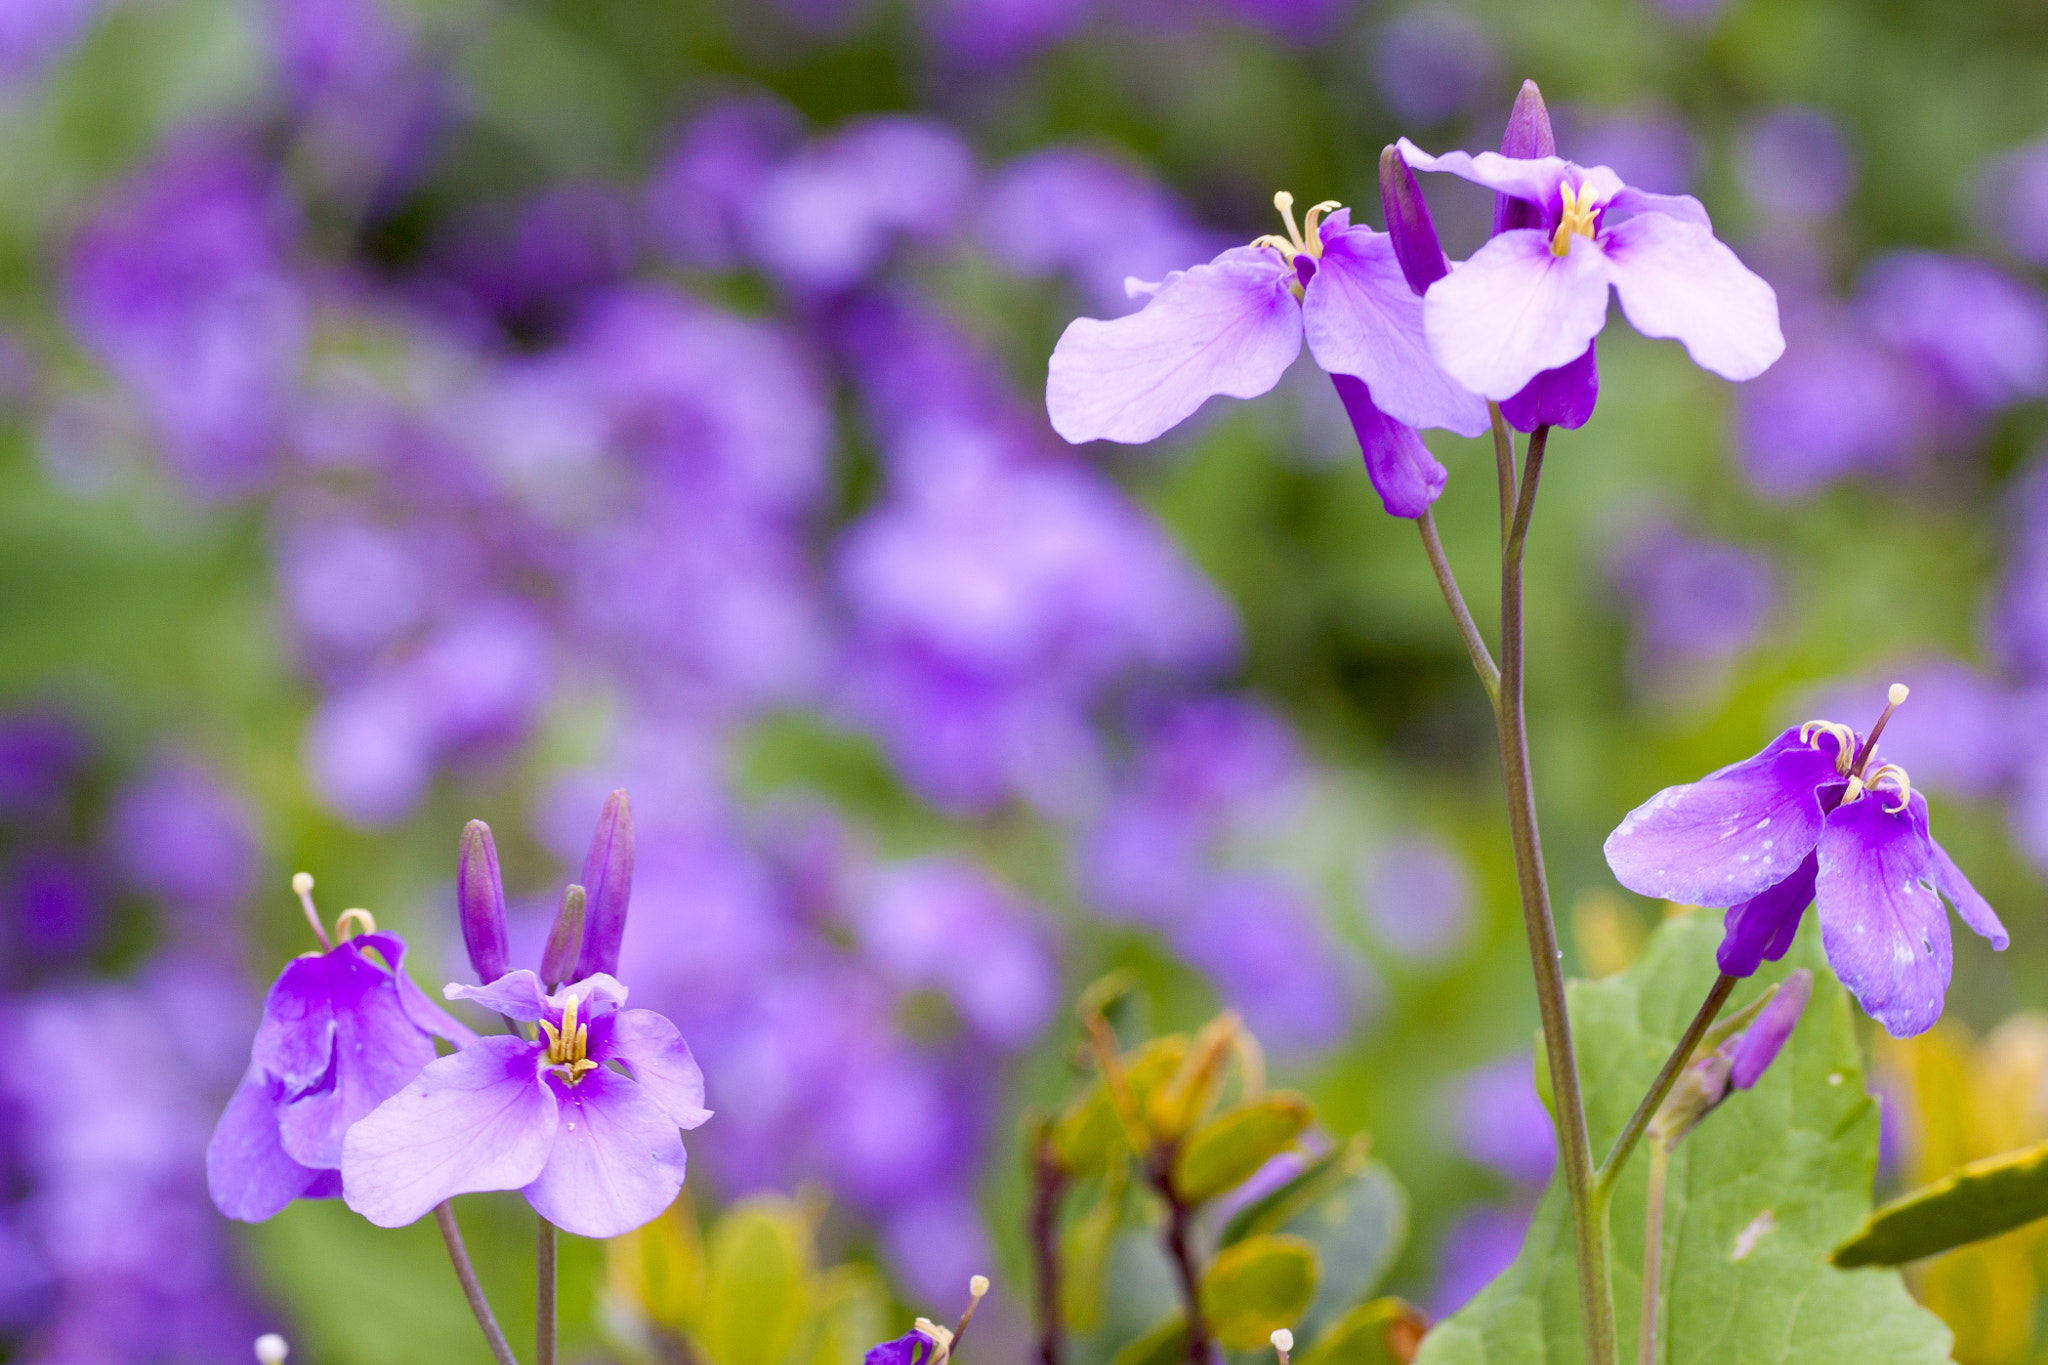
[1277,1161,1407,1339]
[1831,1137,2048,1268]
[1174,1092,1315,1204]
[795,1264,890,1365]
[1202,1234,1319,1351]
[1297,1298,1426,1365]
[1053,1037,1191,1175]
[1416,912,1952,1365]
[1219,1135,1371,1249]
[698,1199,815,1365]
[1111,1315,1189,1365]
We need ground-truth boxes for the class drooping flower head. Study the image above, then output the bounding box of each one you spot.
[1046,187,1488,518]
[208,875,475,1222]
[1398,108,1784,403]
[341,968,710,1238]
[1604,686,2008,1037]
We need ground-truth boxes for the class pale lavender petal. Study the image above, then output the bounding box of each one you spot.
[600,1009,713,1129]
[521,1069,688,1239]
[1730,968,1811,1090]
[1046,247,1302,444]
[445,968,550,1021]
[1919,806,2009,950]
[1424,229,1613,401]
[1717,853,1815,977]
[550,972,629,1018]
[341,1036,557,1228]
[1610,187,1712,230]
[1603,213,1784,381]
[1396,141,1624,219]
[1604,726,1845,907]
[357,930,476,1045]
[1330,375,1446,519]
[1815,795,1950,1039]
[1303,228,1488,436]
[207,1065,328,1222]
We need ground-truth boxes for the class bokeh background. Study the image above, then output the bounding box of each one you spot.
[4,0,2048,1359]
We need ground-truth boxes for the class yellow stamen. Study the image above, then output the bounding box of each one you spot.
[1551,181,1599,257]
[1249,195,1348,263]
[1299,200,1343,256]
[1868,764,1914,814]
[1798,720,1858,775]
[1272,191,1305,254]
[334,908,377,941]
[540,995,601,1083]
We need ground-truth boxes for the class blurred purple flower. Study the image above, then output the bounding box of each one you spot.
[278,516,431,657]
[1564,109,1698,196]
[1452,1054,1555,1186]
[1976,138,2048,269]
[1373,11,1495,125]
[646,97,805,270]
[1736,299,1924,497]
[67,140,306,496]
[1609,522,1774,678]
[1173,874,1362,1055]
[1860,252,2048,417]
[1359,837,1474,963]
[109,758,259,918]
[1216,0,1349,41]
[10,852,99,960]
[881,1187,999,1305]
[1431,1204,1530,1316]
[436,185,640,332]
[855,860,1057,1049]
[922,0,1093,65]
[1739,107,1854,220]
[983,148,1219,314]
[0,712,87,818]
[750,117,976,291]
[0,0,100,82]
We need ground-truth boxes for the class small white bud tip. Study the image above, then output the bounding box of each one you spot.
[1888,682,1910,706]
[291,872,314,896]
[969,1274,990,1299]
[1271,1329,1294,1353]
[254,1334,289,1365]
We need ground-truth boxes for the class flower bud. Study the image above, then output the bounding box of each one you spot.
[457,820,510,984]
[574,790,635,980]
[1730,968,1811,1090]
[542,884,586,989]
[1379,145,1447,296]
[1494,79,1556,236]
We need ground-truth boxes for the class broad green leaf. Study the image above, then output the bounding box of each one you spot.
[1173,1092,1315,1204]
[699,1199,815,1365]
[1277,1162,1407,1339]
[795,1264,890,1365]
[1297,1298,1427,1365]
[1202,1234,1319,1351]
[1416,912,1952,1365]
[1831,1137,2048,1267]
[1111,1315,1188,1365]
[1220,1135,1371,1248]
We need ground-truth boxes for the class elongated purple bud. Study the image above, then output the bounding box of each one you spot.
[458,819,511,984]
[573,790,634,980]
[1379,145,1447,296]
[1494,79,1556,236]
[1731,969,1812,1090]
[541,884,586,989]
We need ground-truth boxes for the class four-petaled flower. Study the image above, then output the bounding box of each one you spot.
[1046,191,1489,519]
[208,913,475,1222]
[1604,688,2007,1037]
[1396,137,1785,403]
[340,969,711,1239]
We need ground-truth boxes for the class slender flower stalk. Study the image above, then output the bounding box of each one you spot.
[538,1218,558,1365]
[1027,1128,1068,1365]
[1597,974,1736,1196]
[1638,1140,1670,1365]
[436,1201,521,1365]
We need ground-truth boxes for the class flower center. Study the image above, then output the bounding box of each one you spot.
[1250,190,1344,264]
[538,995,599,1084]
[1550,181,1600,256]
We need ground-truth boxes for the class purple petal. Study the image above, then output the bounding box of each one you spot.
[521,1068,688,1239]
[207,1064,330,1222]
[1729,968,1812,1090]
[1602,213,1784,382]
[574,789,635,981]
[599,1009,713,1129]
[1919,808,2009,951]
[276,944,440,1169]
[1380,146,1448,294]
[1046,246,1303,444]
[1397,141,1624,223]
[1304,227,1488,437]
[1330,375,1447,518]
[251,953,340,1091]
[1604,726,1845,907]
[445,969,550,1021]
[358,931,477,1045]
[1717,853,1816,977]
[1610,187,1713,230]
[458,820,511,984]
[1498,344,1598,432]
[341,1036,557,1228]
[1424,229,1613,403]
[1815,795,1950,1039]
[1495,83,1558,237]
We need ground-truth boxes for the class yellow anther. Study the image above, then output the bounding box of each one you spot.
[1551,180,1600,257]
[1843,775,1866,804]
[334,908,377,941]
[1251,194,1346,262]
[1799,720,1859,775]
[1300,200,1344,256]
[1272,191,1305,254]
[540,995,601,1082]
[1868,764,1914,814]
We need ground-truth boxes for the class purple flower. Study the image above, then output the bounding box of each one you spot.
[1046,191,1487,518]
[1452,1054,1556,1187]
[1372,11,1496,126]
[108,758,259,918]
[341,969,711,1238]
[1357,838,1473,963]
[1603,690,2008,1036]
[1739,107,1854,221]
[1172,873,1364,1055]
[209,923,475,1222]
[1431,1204,1531,1317]
[1975,137,2048,268]
[1728,968,1811,1090]
[865,1327,948,1365]
[1736,299,1923,496]
[646,97,804,271]
[923,0,1092,66]
[0,0,99,82]
[1859,252,2048,417]
[1398,133,1784,400]
[1608,521,1773,686]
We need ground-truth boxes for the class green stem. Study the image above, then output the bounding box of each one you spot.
[435,1201,521,1365]
[1488,402,1517,545]
[1496,427,1616,1365]
[538,1217,557,1365]
[1598,974,1736,1198]
[1416,508,1500,707]
[1639,1141,1670,1365]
